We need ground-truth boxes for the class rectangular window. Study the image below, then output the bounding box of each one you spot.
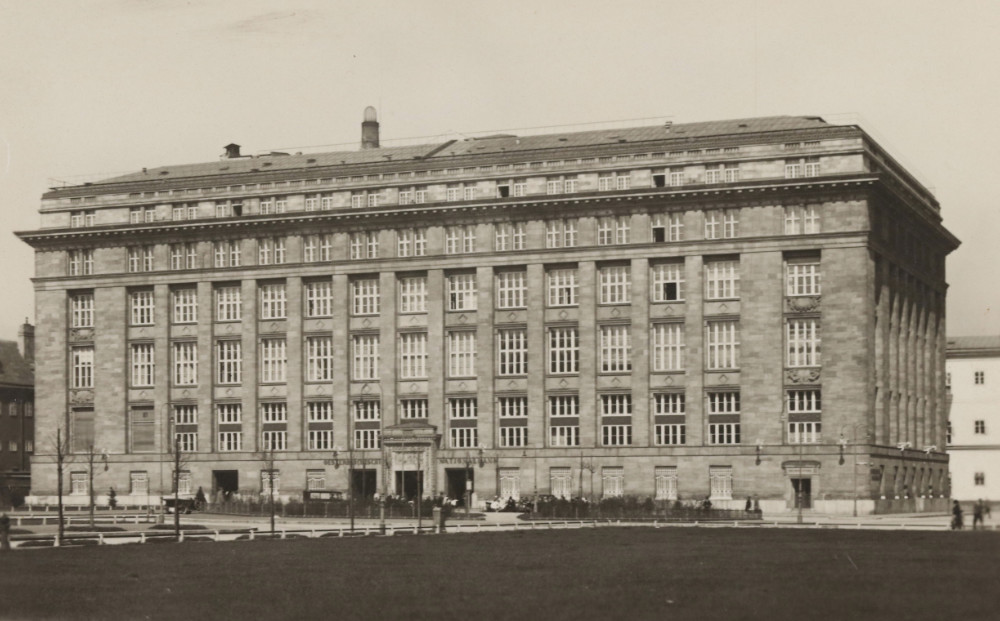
[306,336,333,382]
[499,426,527,448]
[261,402,287,423]
[495,222,526,251]
[130,343,155,387]
[173,341,198,385]
[496,271,527,309]
[652,213,683,243]
[174,404,198,425]
[600,325,632,373]
[448,273,477,311]
[213,241,241,267]
[974,420,986,434]
[598,216,630,245]
[450,427,479,449]
[352,279,380,316]
[602,424,632,446]
[130,290,154,325]
[400,399,428,420]
[305,281,333,317]
[784,205,821,235]
[218,431,243,452]
[352,334,380,380]
[599,265,631,305]
[705,260,740,299]
[257,237,287,265]
[974,472,985,486]
[654,395,686,446]
[215,286,242,321]
[655,467,678,500]
[548,396,580,447]
[546,219,577,248]
[217,403,242,424]
[70,293,94,328]
[788,421,821,444]
[448,331,476,377]
[786,261,821,296]
[602,393,632,416]
[307,470,327,490]
[128,246,154,272]
[398,276,428,313]
[548,327,580,374]
[398,332,428,379]
[308,401,333,423]
[602,467,625,497]
[706,321,739,369]
[446,225,476,254]
[71,347,94,389]
[397,228,427,257]
[71,472,87,494]
[512,180,528,197]
[70,409,95,453]
[497,329,528,376]
[498,396,528,418]
[709,422,741,445]
[170,243,198,270]
[710,467,733,500]
[651,262,684,302]
[546,269,578,307]
[130,471,149,495]
[786,319,821,367]
[175,432,197,452]
[651,323,685,372]
[172,288,197,324]
[354,400,382,422]
[705,210,738,239]
[129,409,156,453]
[259,283,287,320]
[69,249,94,276]
[350,232,379,260]
[550,467,572,497]
[549,395,579,417]
[216,340,242,384]
[303,234,334,263]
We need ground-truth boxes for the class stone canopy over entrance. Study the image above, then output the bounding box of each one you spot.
[381,421,440,498]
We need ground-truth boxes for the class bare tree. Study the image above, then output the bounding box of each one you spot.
[258,446,277,536]
[51,427,72,546]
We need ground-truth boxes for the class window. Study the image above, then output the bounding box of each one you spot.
[784,205,820,235]
[598,172,630,191]
[213,241,241,267]
[171,203,197,220]
[129,409,156,453]
[654,393,686,445]
[974,472,985,486]
[172,288,197,324]
[307,470,326,490]
[398,276,428,313]
[215,286,242,321]
[352,279,380,315]
[307,403,334,451]
[169,341,197,386]
[350,232,379,260]
[512,179,528,197]
[497,329,528,376]
[550,468,572,498]
[448,331,476,377]
[71,347,94,389]
[128,246,155,272]
[651,323,685,372]
[787,319,821,367]
[130,343,155,387]
[546,220,578,248]
[785,157,820,179]
[496,271,527,309]
[305,336,333,382]
[450,398,478,419]
[446,185,462,202]
[599,265,631,304]
[450,426,479,449]
[174,404,197,424]
[260,469,281,493]
[70,210,95,228]
[548,396,580,447]
[600,325,632,373]
[974,420,986,434]
[706,321,739,369]
[261,402,287,424]
[71,472,87,495]
[548,327,580,374]
[705,164,739,184]
[448,273,477,311]
[352,334,379,380]
[705,260,740,299]
[495,222,526,251]
[130,290,154,325]
[70,409,95,453]
[651,262,684,302]
[218,431,242,452]
[601,394,632,446]
[655,467,678,500]
[68,249,94,276]
[546,269,578,307]
[170,243,198,270]
[397,228,427,257]
[303,234,334,262]
[130,207,155,223]
[709,467,733,500]
[652,213,683,243]
[259,196,287,215]
[70,293,94,328]
[398,332,428,379]
[353,401,381,449]
[704,210,739,239]
[259,283,287,319]
[446,225,476,254]
[498,397,528,448]
[257,237,286,265]
[305,281,333,317]
[786,260,821,296]
[256,339,286,383]
[598,216,630,245]
[787,389,821,443]
[130,472,149,495]
[400,399,428,420]
[975,371,985,385]
[708,392,741,445]
[602,467,625,497]
[217,403,242,424]
[216,340,242,384]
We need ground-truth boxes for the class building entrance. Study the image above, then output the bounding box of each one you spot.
[395,471,423,500]
[351,469,377,500]
[445,468,473,506]
[792,478,812,509]
[213,470,238,496]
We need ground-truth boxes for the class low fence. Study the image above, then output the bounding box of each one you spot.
[207,498,439,519]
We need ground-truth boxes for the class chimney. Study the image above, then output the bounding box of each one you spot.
[361,106,380,149]
[17,319,34,364]
[223,143,242,159]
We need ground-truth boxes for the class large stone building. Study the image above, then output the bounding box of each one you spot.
[0,321,35,507]
[17,110,959,513]
[946,336,1000,503]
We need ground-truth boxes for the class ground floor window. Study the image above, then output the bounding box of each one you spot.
[550,467,572,499]
[260,470,280,494]
[602,467,625,498]
[130,471,148,495]
[70,472,87,495]
[709,467,733,500]
[654,467,678,500]
[307,470,326,490]
[499,468,520,501]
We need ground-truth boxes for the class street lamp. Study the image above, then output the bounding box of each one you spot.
[86,444,108,528]
[463,444,487,518]
[331,446,356,533]
[839,423,869,518]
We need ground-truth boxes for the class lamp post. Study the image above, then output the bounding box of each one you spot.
[331,446,356,533]
[463,444,486,518]
[86,444,108,529]
[839,423,868,518]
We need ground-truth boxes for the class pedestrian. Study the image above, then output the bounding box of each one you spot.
[0,513,10,551]
[951,500,964,530]
[973,499,985,530]
[745,496,752,512]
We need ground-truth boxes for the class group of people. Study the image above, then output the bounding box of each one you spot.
[951,499,992,530]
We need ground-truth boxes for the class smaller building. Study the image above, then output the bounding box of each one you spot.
[0,321,35,507]
[946,336,1000,502]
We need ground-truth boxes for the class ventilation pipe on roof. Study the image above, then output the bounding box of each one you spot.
[362,106,380,149]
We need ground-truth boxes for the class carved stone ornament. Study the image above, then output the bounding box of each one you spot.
[785,368,821,384]
[786,296,821,313]
[69,390,94,404]
[70,328,94,342]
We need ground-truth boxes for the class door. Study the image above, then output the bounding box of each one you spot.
[792,478,812,509]
[351,469,377,500]
[213,470,238,498]
[395,471,422,500]
[446,468,471,506]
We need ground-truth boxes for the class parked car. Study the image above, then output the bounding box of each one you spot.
[164,495,197,514]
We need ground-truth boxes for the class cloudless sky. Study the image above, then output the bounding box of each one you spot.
[1,0,998,340]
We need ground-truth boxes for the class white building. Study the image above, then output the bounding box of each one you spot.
[946,336,1000,501]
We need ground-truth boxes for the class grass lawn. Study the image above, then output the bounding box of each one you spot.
[0,527,997,620]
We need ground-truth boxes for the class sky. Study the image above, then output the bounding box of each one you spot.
[1,0,998,341]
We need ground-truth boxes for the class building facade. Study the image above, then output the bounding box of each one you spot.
[18,111,958,513]
[0,321,35,507]
[946,336,1000,502]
